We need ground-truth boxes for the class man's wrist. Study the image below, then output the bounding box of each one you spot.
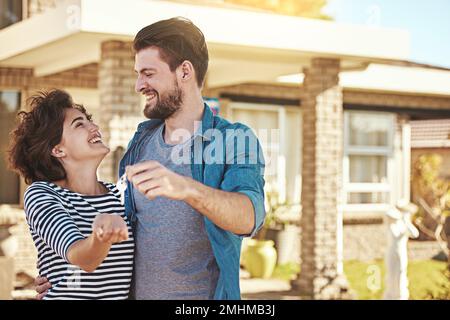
[183,176,204,205]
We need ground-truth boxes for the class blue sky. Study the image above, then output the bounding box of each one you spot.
[323,0,450,68]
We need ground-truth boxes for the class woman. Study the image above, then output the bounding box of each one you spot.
[8,89,134,300]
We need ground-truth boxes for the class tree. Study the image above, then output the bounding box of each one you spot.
[224,0,331,19]
[411,154,450,261]
[411,155,450,300]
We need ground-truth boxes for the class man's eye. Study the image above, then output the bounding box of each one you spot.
[145,73,153,78]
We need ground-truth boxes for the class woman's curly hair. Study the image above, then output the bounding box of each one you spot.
[8,89,91,184]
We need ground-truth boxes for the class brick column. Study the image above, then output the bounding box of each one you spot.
[98,41,140,182]
[291,58,352,299]
[26,0,58,17]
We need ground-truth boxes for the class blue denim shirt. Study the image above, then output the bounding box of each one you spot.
[119,103,266,300]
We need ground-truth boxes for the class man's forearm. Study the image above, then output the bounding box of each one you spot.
[184,178,255,235]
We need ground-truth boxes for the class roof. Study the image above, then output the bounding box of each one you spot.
[277,63,450,96]
[0,0,412,88]
[411,119,450,148]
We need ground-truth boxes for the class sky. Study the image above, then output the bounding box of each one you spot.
[322,0,450,68]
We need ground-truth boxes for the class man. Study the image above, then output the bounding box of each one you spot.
[35,17,266,300]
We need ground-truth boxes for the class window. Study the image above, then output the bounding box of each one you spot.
[229,102,302,205]
[0,91,21,204]
[349,155,387,183]
[344,111,395,211]
[0,0,23,29]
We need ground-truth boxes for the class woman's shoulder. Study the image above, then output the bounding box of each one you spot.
[25,181,59,192]
[23,181,66,214]
[24,181,63,200]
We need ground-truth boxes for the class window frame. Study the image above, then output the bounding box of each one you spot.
[343,110,396,213]
[0,89,22,205]
[228,102,302,205]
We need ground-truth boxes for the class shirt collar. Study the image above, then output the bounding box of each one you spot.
[193,102,214,140]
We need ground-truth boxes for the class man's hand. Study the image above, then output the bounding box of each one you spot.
[34,276,51,300]
[126,161,255,235]
[126,161,192,201]
[92,214,129,244]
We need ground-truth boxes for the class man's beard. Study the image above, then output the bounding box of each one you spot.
[143,81,183,120]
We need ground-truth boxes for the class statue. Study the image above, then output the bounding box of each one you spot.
[383,199,419,300]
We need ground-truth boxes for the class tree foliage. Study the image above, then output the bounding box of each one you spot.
[224,0,331,19]
[411,154,450,260]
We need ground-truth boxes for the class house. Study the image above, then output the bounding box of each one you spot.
[411,119,450,179]
[1,0,450,299]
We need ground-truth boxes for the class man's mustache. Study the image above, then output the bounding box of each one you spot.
[141,88,158,97]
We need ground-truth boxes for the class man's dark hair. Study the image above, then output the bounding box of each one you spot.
[133,17,209,88]
[8,89,91,184]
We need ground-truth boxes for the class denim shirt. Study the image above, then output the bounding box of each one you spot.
[119,103,266,300]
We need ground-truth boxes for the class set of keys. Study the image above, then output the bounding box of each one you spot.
[116,173,127,206]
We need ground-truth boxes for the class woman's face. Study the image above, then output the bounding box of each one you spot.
[54,108,110,163]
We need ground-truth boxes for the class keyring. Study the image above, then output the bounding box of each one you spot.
[116,173,127,206]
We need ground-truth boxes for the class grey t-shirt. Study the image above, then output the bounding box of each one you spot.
[132,123,219,300]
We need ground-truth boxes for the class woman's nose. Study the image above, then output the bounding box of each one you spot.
[89,122,99,131]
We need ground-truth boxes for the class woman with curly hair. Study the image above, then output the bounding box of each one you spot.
[8,89,134,300]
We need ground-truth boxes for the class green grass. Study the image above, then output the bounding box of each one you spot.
[271,260,448,299]
[344,259,448,300]
[272,262,301,280]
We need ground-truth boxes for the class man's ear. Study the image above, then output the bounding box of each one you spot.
[178,61,194,81]
[51,146,66,158]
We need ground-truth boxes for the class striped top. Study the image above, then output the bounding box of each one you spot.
[24,181,135,300]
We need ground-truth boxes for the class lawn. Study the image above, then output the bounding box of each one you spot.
[271,260,449,300]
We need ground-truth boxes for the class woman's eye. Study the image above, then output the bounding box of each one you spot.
[75,123,83,128]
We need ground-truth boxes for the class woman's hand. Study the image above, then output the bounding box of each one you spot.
[67,214,129,273]
[92,214,129,244]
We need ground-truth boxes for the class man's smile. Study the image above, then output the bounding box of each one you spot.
[144,90,157,103]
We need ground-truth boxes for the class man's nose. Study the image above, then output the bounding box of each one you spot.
[135,77,145,93]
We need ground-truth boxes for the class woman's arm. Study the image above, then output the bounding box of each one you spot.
[67,214,129,272]
[25,184,130,297]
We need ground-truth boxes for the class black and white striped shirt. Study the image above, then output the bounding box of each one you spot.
[24,181,135,300]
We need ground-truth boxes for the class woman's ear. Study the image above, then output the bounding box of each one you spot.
[51,146,66,158]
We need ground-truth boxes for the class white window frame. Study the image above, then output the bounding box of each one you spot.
[228,102,302,205]
[22,0,28,19]
[343,110,396,213]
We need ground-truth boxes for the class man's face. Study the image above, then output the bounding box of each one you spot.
[134,46,184,120]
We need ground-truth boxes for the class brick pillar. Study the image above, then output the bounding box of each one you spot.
[291,58,352,299]
[26,0,58,17]
[98,41,140,182]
